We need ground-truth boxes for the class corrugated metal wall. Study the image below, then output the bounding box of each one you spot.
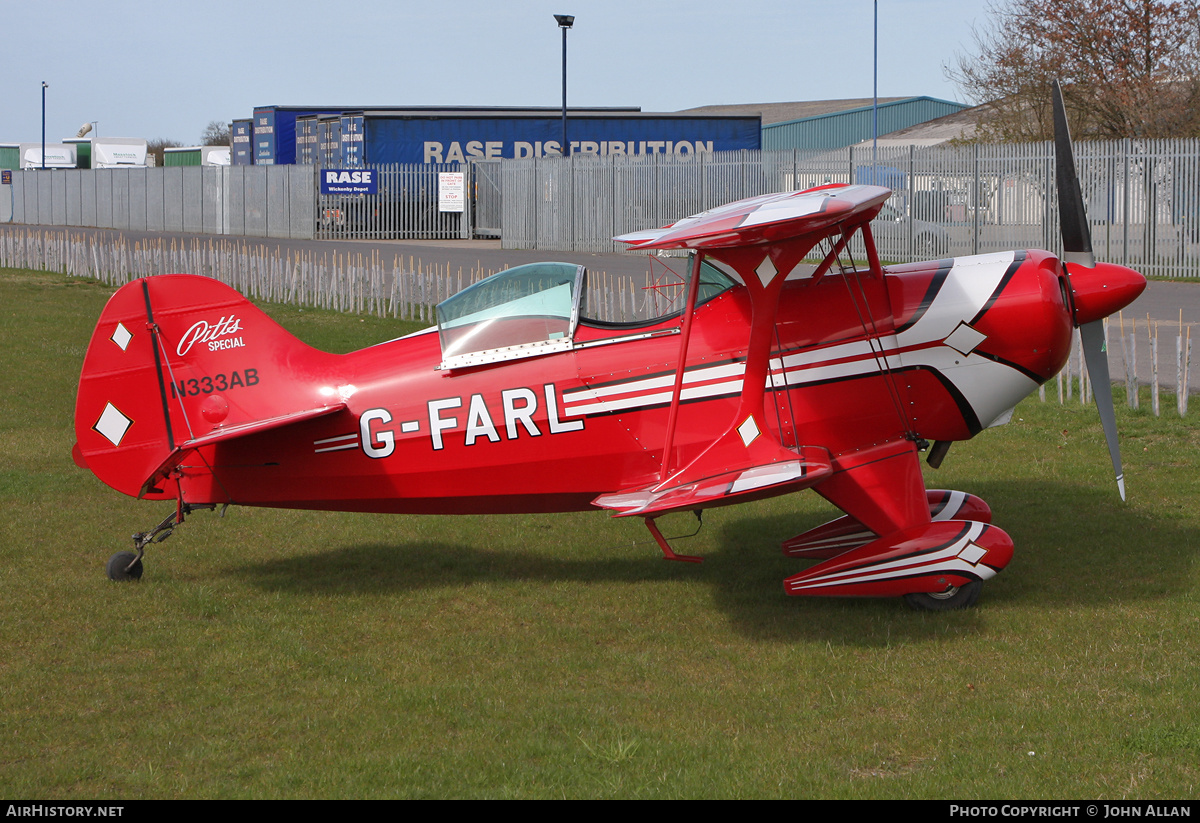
[762,97,969,151]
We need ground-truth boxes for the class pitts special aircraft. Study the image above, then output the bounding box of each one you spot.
[74,84,1145,609]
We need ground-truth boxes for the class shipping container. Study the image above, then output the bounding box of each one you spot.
[1,143,21,170]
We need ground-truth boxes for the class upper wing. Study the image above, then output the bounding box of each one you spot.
[615,184,891,251]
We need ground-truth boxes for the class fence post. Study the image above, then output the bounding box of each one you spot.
[972,143,980,256]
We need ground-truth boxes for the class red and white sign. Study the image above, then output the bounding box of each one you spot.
[438,172,464,213]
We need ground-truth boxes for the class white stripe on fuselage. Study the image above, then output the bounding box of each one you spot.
[557,252,1036,428]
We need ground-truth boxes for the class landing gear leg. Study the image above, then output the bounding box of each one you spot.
[105,503,216,582]
[643,514,704,564]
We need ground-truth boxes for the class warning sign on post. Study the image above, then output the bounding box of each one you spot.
[438,172,464,213]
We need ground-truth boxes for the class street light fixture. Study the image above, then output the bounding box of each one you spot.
[41,81,49,170]
[554,14,574,157]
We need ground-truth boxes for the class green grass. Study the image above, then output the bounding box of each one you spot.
[2,268,1199,798]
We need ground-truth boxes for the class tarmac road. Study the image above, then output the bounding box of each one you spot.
[14,224,1200,393]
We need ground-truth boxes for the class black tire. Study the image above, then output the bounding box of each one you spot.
[106,551,143,582]
[904,580,982,611]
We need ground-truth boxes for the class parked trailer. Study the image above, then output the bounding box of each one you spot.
[19,143,77,169]
[164,146,232,166]
[92,138,148,168]
[232,119,253,165]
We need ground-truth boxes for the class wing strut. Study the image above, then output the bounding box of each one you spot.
[839,222,919,444]
[658,251,705,480]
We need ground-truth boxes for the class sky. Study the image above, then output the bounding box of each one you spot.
[1,0,993,147]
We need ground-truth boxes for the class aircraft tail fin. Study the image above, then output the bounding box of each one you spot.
[74,275,341,499]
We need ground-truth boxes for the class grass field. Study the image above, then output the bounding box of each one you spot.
[1,268,1198,799]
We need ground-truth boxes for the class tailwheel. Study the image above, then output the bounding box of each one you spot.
[904,580,983,611]
[104,503,217,582]
[106,551,144,582]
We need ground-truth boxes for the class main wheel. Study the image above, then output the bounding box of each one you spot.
[904,580,982,611]
[106,551,144,582]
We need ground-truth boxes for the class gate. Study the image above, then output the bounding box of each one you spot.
[315,163,471,240]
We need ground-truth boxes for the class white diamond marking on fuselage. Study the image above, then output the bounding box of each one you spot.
[944,322,988,356]
[94,403,133,447]
[110,323,132,351]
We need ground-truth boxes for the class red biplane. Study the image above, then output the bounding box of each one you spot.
[74,85,1145,609]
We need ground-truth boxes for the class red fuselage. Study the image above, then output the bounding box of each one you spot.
[155,249,1074,515]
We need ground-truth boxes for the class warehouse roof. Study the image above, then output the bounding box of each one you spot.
[674,98,914,125]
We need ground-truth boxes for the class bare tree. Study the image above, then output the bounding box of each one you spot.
[146,138,183,167]
[947,0,1200,140]
[201,120,231,147]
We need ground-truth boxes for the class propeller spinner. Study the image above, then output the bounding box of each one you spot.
[1052,79,1146,500]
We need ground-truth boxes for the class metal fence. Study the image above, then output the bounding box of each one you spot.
[0,225,662,326]
[500,140,1200,278]
[7,165,317,239]
[5,163,475,243]
[5,138,1198,277]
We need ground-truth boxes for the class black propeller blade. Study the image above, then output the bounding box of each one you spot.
[1052,80,1096,270]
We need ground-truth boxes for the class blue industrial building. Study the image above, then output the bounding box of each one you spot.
[241,105,762,166]
[233,97,968,166]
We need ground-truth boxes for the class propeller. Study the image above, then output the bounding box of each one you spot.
[1052,80,1143,501]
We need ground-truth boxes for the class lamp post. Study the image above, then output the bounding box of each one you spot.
[872,0,878,174]
[41,81,48,170]
[554,14,574,157]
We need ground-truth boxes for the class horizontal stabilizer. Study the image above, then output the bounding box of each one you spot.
[593,446,832,517]
[139,403,347,497]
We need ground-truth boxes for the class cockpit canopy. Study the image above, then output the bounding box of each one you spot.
[435,259,735,369]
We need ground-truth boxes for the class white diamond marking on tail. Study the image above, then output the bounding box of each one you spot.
[94,403,133,447]
[110,323,132,351]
